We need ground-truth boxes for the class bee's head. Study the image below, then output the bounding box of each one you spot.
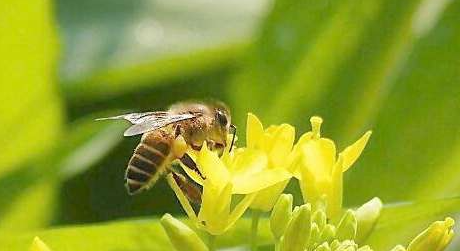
[214,105,231,134]
[209,103,232,153]
[215,108,230,129]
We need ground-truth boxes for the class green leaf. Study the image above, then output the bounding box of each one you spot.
[57,0,266,102]
[0,118,125,231]
[0,0,62,175]
[346,0,460,204]
[0,218,272,251]
[366,197,460,251]
[2,197,458,251]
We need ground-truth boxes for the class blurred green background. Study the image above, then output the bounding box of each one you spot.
[1,0,460,250]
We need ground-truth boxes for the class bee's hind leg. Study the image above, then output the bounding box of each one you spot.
[172,124,205,180]
[170,171,202,204]
[180,153,206,180]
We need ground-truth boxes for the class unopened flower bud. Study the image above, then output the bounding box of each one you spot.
[336,210,358,241]
[313,209,327,230]
[355,197,382,243]
[280,204,312,251]
[315,242,331,251]
[270,194,293,239]
[160,214,208,251]
[331,240,341,250]
[320,224,336,244]
[389,245,406,251]
[357,245,373,251]
[29,237,51,251]
[407,217,455,251]
[308,223,321,246]
[335,240,358,251]
[30,237,51,251]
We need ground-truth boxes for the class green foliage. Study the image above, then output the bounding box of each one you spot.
[1,198,458,251]
[56,0,263,102]
[0,0,62,175]
[0,118,124,230]
[348,0,460,204]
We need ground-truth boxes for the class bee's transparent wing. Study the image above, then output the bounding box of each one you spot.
[97,111,196,136]
[96,112,167,124]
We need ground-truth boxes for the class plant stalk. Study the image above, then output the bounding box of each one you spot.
[207,233,217,251]
[250,210,261,251]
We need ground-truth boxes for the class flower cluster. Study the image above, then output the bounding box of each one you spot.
[160,113,455,251]
[269,194,455,251]
[28,113,456,251]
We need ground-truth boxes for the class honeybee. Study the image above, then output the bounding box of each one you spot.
[97,101,236,200]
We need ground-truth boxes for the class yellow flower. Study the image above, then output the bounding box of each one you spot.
[245,113,297,211]
[295,116,371,218]
[169,141,290,235]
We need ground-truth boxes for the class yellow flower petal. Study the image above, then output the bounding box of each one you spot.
[228,148,267,175]
[293,131,313,153]
[266,124,295,167]
[180,151,204,186]
[215,183,232,218]
[251,180,290,212]
[329,155,344,219]
[289,131,313,176]
[199,182,233,235]
[197,143,230,188]
[198,180,221,225]
[246,113,264,149]
[227,193,257,229]
[265,125,279,134]
[299,160,321,204]
[341,131,372,172]
[232,168,292,194]
[302,138,337,178]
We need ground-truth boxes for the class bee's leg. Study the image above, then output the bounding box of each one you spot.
[180,153,206,180]
[171,171,202,204]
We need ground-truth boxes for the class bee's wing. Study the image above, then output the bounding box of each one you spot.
[97,111,197,136]
[123,113,197,136]
[96,111,168,124]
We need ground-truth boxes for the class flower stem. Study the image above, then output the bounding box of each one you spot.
[207,233,217,251]
[274,239,281,251]
[250,210,261,251]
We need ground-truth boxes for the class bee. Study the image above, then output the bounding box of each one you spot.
[97,101,236,201]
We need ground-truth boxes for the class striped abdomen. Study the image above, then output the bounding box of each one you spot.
[125,130,173,194]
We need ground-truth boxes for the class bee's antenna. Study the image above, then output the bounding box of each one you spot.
[229,124,237,152]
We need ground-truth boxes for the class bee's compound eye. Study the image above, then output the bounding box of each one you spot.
[216,110,228,126]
